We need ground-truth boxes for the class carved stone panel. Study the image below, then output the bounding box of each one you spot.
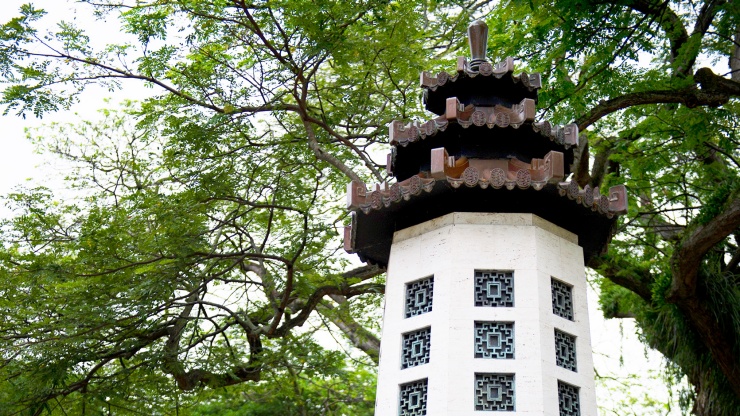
[558,381,580,416]
[551,278,574,321]
[402,327,431,369]
[399,379,428,416]
[555,329,577,372]
[474,322,514,359]
[475,271,514,307]
[475,373,515,411]
[405,276,434,318]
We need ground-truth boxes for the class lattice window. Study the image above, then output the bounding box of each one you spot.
[474,271,514,307]
[475,373,515,411]
[558,381,580,416]
[551,278,574,320]
[399,379,428,416]
[405,276,434,318]
[474,322,514,359]
[555,329,577,372]
[402,327,431,369]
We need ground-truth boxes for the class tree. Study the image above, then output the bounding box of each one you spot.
[182,335,376,416]
[0,0,485,414]
[485,1,740,414]
[1,0,739,415]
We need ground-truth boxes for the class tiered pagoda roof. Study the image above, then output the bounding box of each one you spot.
[345,21,627,267]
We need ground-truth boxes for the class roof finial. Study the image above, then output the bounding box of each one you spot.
[468,20,489,71]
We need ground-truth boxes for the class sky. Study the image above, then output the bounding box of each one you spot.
[0,1,684,413]
[1,0,152,199]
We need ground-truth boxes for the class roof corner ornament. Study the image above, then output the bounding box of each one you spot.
[468,20,489,72]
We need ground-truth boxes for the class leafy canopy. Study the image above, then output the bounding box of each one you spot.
[487,2,740,414]
[2,1,740,415]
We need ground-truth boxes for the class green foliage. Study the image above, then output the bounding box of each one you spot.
[694,176,739,225]
[2,0,740,414]
[483,1,740,414]
[597,367,688,416]
[184,336,375,416]
[0,1,480,413]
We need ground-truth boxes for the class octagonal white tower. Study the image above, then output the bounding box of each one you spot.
[374,213,596,415]
[344,20,627,416]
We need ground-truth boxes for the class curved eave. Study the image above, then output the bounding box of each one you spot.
[388,118,578,181]
[345,177,627,268]
[421,57,541,115]
[389,113,577,149]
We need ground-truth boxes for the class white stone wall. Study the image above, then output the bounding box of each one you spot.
[375,213,597,416]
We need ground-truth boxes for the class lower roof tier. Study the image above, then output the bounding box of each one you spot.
[344,176,627,268]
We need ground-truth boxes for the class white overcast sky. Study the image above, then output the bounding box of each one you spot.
[0,1,682,413]
[1,0,152,198]
[2,1,68,190]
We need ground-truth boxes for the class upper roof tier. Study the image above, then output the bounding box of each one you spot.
[389,20,572,182]
[422,57,541,115]
[343,20,629,268]
[422,20,541,115]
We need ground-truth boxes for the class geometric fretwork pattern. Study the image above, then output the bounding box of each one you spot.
[399,379,428,416]
[475,373,515,411]
[558,381,580,416]
[474,322,514,359]
[474,271,514,307]
[405,276,434,318]
[402,327,431,369]
[551,278,574,320]
[555,329,577,372]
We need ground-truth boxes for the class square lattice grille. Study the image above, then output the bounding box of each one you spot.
[558,381,580,416]
[405,277,434,318]
[475,373,515,411]
[402,327,431,369]
[399,379,428,416]
[551,278,574,320]
[555,329,577,372]
[474,271,514,307]
[474,322,514,359]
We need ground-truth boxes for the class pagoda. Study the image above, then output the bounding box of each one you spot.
[345,21,627,416]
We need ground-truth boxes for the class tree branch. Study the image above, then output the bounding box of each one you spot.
[269,265,384,339]
[171,362,261,391]
[669,195,740,299]
[576,78,732,131]
[590,254,654,302]
[318,298,380,364]
[625,0,688,64]
[731,26,740,82]
[666,195,740,397]
[683,1,727,75]
[573,135,591,187]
